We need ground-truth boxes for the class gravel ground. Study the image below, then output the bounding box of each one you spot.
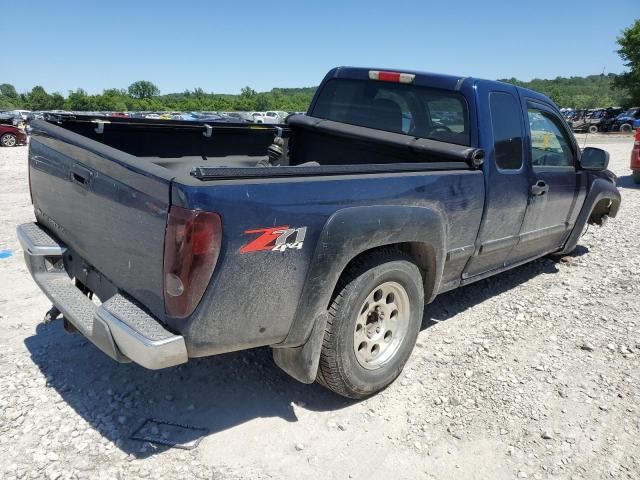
[0,134,638,480]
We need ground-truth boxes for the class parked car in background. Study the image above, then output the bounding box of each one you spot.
[598,107,624,132]
[631,126,640,184]
[8,110,32,121]
[0,124,28,147]
[0,112,15,125]
[570,108,604,133]
[612,107,640,132]
[264,111,285,123]
[225,112,254,123]
[251,112,267,123]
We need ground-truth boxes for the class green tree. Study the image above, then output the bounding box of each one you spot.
[0,83,19,100]
[613,18,640,105]
[26,86,53,110]
[49,93,65,110]
[499,74,626,109]
[65,89,93,111]
[0,83,21,109]
[128,80,160,99]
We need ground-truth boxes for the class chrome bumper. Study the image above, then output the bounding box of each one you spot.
[17,222,188,370]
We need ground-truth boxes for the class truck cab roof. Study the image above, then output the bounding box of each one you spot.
[325,66,557,111]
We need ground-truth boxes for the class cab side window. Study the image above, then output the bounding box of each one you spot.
[527,107,575,167]
[489,92,523,170]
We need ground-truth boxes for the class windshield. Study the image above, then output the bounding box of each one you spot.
[311,78,470,146]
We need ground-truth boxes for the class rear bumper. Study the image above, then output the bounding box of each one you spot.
[17,222,188,370]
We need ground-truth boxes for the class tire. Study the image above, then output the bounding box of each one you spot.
[316,249,424,399]
[1,133,17,147]
[620,123,633,133]
[633,171,640,184]
[588,125,598,134]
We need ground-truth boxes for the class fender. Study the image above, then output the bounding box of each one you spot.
[273,204,447,383]
[557,175,621,256]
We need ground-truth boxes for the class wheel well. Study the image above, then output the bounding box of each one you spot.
[589,198,613,225]
[329,242,437,308]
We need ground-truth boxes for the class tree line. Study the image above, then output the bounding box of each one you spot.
[498,73,630,109]
[0,74,631,113]
[0,80,317,113]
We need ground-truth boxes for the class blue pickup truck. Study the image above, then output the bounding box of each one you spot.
[18,67,620,399]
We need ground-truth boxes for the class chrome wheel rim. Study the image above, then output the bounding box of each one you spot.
[353,281,410,370]
[2,134,16,147]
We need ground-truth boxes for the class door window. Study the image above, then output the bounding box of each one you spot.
[489,92,523,170]
[527,107,575,167]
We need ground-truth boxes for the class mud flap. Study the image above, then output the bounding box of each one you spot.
[272,313,329,384]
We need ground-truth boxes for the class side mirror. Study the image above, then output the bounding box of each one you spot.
[580,147,609,171]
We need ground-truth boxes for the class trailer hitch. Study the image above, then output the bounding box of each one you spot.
[44,305,61,324]
[43,279,93,331]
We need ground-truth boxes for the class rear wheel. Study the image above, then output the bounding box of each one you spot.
[633,171,640,184]
[1,133,16,147]
[317,249,424,399]
[620,123,633,133]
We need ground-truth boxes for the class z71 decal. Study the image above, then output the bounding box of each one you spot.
[240,226,307,253]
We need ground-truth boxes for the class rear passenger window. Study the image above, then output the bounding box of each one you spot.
[489,92,523,170]
[426,97,466,134]
[527,107,575,167]
[311,78,470,145]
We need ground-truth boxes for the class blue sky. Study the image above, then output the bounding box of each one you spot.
[6,0,636,95]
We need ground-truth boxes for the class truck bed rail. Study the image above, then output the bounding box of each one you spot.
[190,161,475,181]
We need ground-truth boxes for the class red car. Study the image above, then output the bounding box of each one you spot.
[0,124,28,147]
[632,128,640,184]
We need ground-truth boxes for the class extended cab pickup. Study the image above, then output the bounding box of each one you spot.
[18,67,621,398]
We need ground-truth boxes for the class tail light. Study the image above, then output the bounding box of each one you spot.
[635,128,640,146]
[163,206,222,319]
[368,70,415,84]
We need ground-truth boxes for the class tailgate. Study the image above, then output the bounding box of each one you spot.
[28,120,172,320]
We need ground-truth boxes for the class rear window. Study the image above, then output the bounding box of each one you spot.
[311,78,470,146]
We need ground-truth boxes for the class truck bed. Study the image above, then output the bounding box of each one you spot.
[39,113,483,183]
[27,114,484,355]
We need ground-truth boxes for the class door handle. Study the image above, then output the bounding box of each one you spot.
[530,180,549,196]
[70,164,93,188]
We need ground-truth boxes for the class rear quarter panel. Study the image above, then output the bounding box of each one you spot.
[170,170,484,356]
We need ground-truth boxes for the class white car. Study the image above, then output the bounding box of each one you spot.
[250,112,267,124]
[8,109,32,120]
[263,111,286,124]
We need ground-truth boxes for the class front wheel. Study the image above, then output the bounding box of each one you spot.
[588,125,599,134]
[316,249,424,399]
[1,133,17,147]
